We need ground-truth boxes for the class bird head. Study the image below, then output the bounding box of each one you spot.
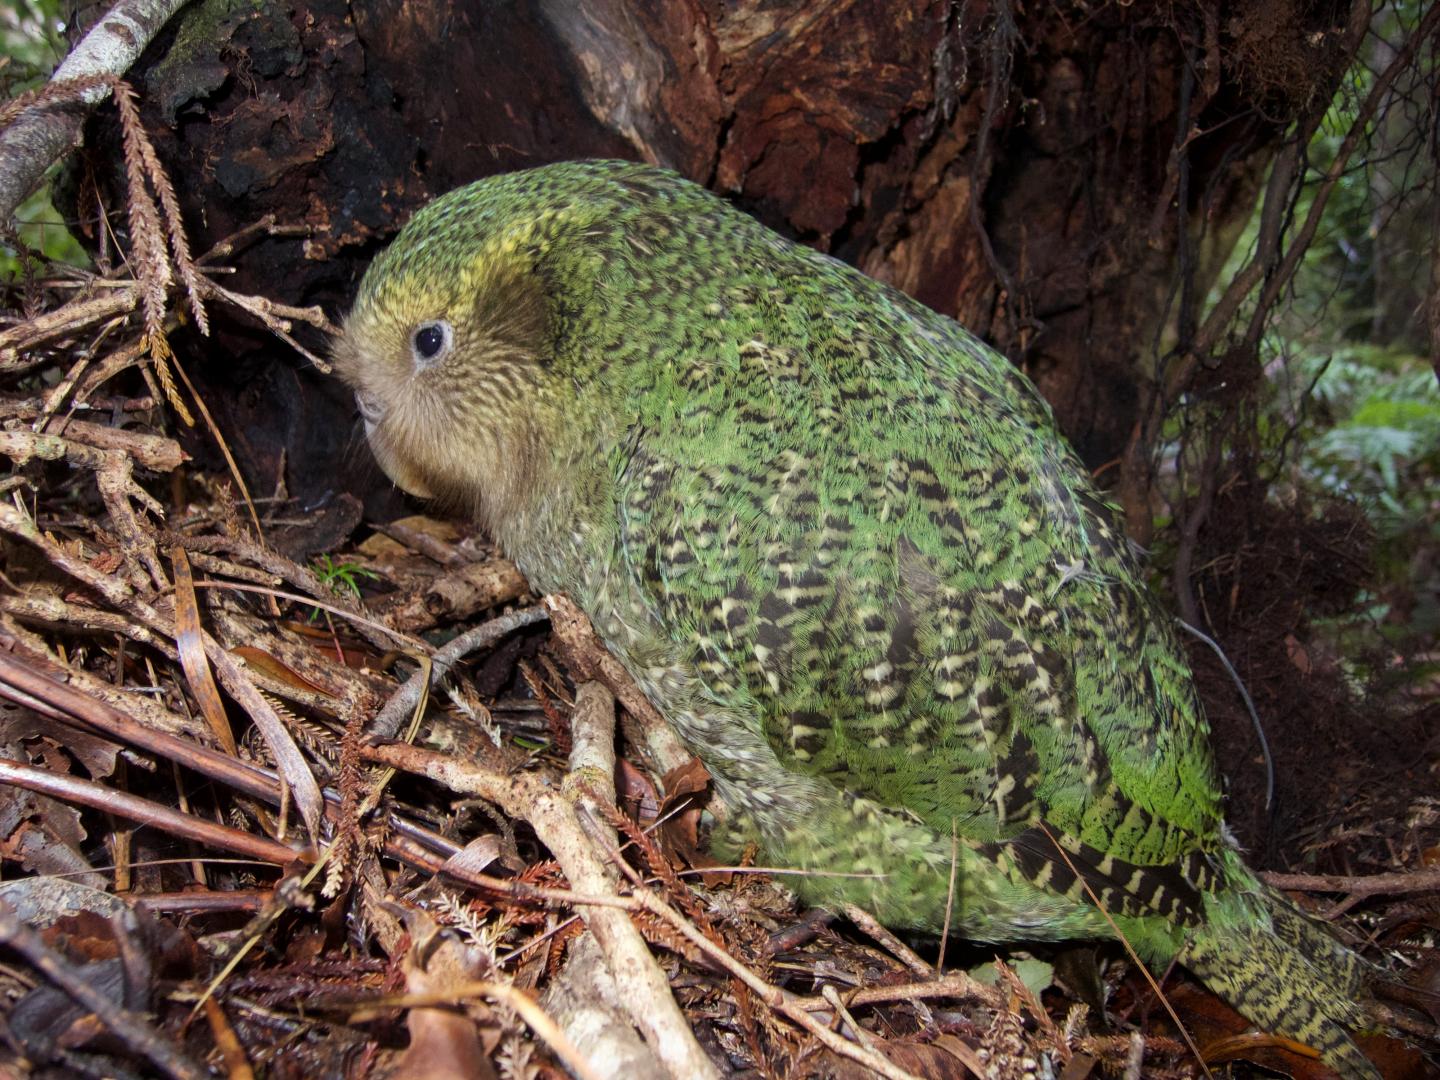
[332,169,613,534]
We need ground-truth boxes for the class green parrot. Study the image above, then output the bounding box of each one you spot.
[334,159,1377,1077]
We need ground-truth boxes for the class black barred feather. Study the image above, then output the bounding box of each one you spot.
[336,160,1381,1077]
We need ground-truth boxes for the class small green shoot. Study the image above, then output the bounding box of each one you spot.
[309,554,380,623]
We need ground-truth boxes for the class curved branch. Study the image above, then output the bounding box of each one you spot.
[0,0,189,222]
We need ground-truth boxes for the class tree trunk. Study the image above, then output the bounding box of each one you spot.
[60,0,1368,516]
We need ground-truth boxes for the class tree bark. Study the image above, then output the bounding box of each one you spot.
[57,0,1368,514]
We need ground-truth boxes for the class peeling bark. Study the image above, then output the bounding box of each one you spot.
[58,0,1364,513]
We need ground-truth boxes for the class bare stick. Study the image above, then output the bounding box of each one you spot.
[0,288,138,368]
[545,594,694,777]
[1260,868,1440,899]
[38,415,185,470]
[0,0,190,222]
[0,757,301,866]
[384,557,529,632]
[842,902,932,979]
[362,739,718,1080]
[368,605,550,738]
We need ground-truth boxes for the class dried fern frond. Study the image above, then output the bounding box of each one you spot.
[106,81,207,335]
[109,82,170,317]
[0,73,114,133]
[141,328,193,425]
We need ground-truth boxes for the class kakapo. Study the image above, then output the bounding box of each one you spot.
[334,160,1377,1077]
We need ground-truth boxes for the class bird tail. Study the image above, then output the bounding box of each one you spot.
[1179,850,1378,1079]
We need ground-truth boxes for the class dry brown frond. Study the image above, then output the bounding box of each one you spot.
[107,80,207,335]
[109,80,170,343]
[0,73,114,132]
[142,329,193,426]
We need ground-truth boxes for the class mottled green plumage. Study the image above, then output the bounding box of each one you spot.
[335,160,1376,1076]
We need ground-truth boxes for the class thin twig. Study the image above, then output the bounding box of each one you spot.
[368,605,550,738]
[1176,618,1273,813]
[842,902,933,979]
[0,897,207,1080]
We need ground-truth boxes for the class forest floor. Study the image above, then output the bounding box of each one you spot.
[0,231,1436,1080]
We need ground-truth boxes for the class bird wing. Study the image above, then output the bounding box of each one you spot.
[610,244,1224,923]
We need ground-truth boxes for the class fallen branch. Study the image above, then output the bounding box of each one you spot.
[0,287,139,370]
[383,556,529,632]
[545,594,695,779]
[0,757,302,866]
[1260,868,1440,899]
[361,737,718,1079]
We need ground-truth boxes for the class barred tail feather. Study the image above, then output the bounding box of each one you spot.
[1180,858,1377,1080]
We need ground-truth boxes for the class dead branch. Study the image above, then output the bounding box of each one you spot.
[803,972,1005,1013]
[549,680,677,1077]
[363,738,941,1080]
[373,518,468,567]
[0,757,302,866]
[842,902,935,979]
[383,557,529,633]
[35,415,183,470]
[0,286,138,368]
[360,738,719,1080]
[0,424,170,473]
[1,592,172,655]
[196,277,337,371]
[542,932,668,1080]
[1260,868,1440,899]
[545,593,695,780]
[368,605,550,739]
[75,337,149,399]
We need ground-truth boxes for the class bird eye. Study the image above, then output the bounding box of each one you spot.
[411,320,452,369]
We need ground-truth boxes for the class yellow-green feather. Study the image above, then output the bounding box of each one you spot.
[336,160,1378,1078]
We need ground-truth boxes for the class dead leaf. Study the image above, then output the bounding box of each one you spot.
[170,545,236,754]
[230,646,333,697]
[0,700,118,779]
[1168,982,1380,1080]
[882,1035,980,1078]
[388,906,497,1080]
[617,757,661,824]
[1285,632,1313,674]
[660,756,710,803]
[1354,1031,1435,1079]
